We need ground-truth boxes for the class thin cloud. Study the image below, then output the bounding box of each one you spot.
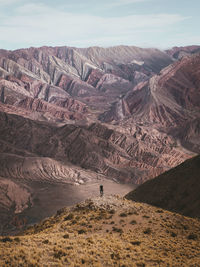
[107,0,152,7]
[0,3,189,49]
[0,0,24,6]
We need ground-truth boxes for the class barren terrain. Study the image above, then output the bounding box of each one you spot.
[0,45,199,233]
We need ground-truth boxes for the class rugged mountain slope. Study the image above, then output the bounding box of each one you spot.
[101,54,200,126]
[0,196,199,266]
[0,111,191,184]
[166,45,200,59]
[0,45,172,119]
[101,54,200,152]
[126,155,200,218]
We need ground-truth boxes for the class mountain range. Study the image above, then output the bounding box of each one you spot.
[0,44,200,233]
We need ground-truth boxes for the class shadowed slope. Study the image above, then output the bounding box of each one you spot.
[126,155,200,218]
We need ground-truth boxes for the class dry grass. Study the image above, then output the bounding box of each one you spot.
[0,196,200,266]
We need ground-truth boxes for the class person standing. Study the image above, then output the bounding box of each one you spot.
[100,185,104,197]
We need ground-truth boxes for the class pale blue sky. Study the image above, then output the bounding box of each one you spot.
[0,0,199,50]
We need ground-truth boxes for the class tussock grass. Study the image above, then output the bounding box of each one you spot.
[0,196,200,266]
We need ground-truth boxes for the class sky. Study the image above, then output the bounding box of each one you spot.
[0,0,199,50]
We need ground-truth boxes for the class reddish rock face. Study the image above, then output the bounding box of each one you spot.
[101,54,200,145]
[85,69,104,87]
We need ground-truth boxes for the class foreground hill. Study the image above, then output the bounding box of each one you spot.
[0,195,199,266]
[126,155,200,218]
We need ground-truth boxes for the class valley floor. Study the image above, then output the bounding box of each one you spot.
[23,179,136,225]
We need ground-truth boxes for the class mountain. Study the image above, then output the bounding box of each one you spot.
[100,53,200,152]
[0,45,199,232]
[0,195,199,266]
[126,155,200,218]
[166,45,200,59]
[0,45,172,119]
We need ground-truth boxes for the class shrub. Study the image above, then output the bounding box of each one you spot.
[182,224,189,230]
[131,241,141,246]
[119,212,128,217]
[187,233,198,240]
[112,227,123,234]
[130,220,137,225]
[1,237,13,242]
[156,210,163,213]
[43,239,49,244]
[143,228,152,234]
[54,249,66,259]
[80,222,87,226]
[109,209,115,214]
[171,232,177,237]
[63,234,69,239]
[143,215,150,218]
[136,263,145,267]
[110,252,120,260]
[78,229,86,234]
[64,214,74,221]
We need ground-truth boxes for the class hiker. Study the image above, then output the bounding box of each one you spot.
[100,185,104,197]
